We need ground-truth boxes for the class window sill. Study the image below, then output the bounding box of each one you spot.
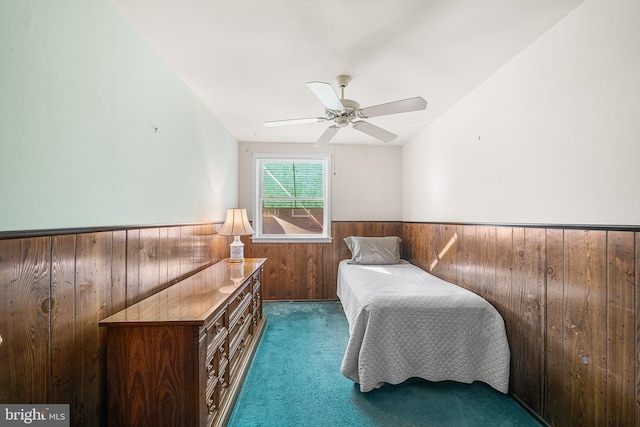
[251,237,333,244]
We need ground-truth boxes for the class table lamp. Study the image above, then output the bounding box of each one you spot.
[219,208,255,263]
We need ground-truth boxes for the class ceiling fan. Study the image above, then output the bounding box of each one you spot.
[264,75,427,145]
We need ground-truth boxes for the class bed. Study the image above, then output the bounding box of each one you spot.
[337,236,510,393]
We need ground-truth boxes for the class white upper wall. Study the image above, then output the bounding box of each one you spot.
[403,0,640,226]
[239,142,402,221]
[0,0,238,232]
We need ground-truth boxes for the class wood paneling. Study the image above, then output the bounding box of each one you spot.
[245,221,403,300]
[0,237,51,403]
[564,230,607,426]
[545,228,565,425]
[50,235,76,407]
[0,223,230,427]
[606,231,636,425]
[511,227,546,414]
[402,223,640,427]
[3,220,638,427]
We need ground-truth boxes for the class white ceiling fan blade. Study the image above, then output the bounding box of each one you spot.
[314,125,340,147]
[264,117,326,127]
[358,97,427,119]
[307,81,344,112]
[352,121,397,143]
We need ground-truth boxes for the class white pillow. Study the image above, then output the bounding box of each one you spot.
[344,236,402,265]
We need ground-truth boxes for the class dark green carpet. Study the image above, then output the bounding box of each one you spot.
[228,301,541,427]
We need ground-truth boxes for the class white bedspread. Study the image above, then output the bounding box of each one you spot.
[337,260,510,393]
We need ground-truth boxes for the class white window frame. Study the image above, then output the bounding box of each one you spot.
[252,153,332,243]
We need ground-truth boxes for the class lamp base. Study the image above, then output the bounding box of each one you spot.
[228,235,245,263]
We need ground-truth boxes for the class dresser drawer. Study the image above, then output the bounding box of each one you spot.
[101,258,266,427]
[228,304,253,378]
[228,290,252,330]
[251,271,261,291]
[205,311,227,357]
[206,344,228,380]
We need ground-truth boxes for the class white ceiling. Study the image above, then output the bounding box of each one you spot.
[110,0,585,145]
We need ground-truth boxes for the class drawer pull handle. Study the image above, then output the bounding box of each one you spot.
[207,361,217,378]
[207,398,218,413]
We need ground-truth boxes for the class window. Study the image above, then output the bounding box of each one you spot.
[252,154,331,242]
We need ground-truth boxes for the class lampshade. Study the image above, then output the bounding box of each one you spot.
[219,208,254,263]
[219,208,255,236]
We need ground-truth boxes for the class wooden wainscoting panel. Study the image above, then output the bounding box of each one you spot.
[249,242,305,300]
[305,242,325,300]
[511,227,546,414]
[438,224,458,284]
[179,225,196,276]
[195,223,216,263]
[544,228,565,425]
[74,232,113,425]
[404,222,438,274]
[158,227,171,291]
[636,232,640,427]
[456,224,477,291]
[167,226,183,285]
[111,230,127,314]
[246,221,402,300]
[0,222,223,427]
[330,222,351,293]
[126,229,141,306]
[346,222,367,237]
[400,223,640,426]
[332,222,351,262]
[477,225,497,302]
[50,235,76,406]
[0,237,51,403]
[425,222,440,273]
[493,226,514,329]
[606,231,636,424]
[563,229,607,426]
[138,228,164,301]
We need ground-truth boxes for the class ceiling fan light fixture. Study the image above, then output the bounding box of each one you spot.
[334,116,350,127]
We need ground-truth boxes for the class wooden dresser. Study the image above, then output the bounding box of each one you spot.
[100,258,266,427]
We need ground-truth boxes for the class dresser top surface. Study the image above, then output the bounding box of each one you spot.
[100,258,266,326]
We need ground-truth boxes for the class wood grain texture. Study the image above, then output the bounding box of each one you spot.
[456,224,477,291]
[50,235,76,407]
[606,231,636,425]
[0,223,227,427]
[512,227,545,413]
[545,228,565,425]
[564,230,607,426]
[245,221,402,300]
[636,232,640,427]
[105,325,199,427]
[0,237,50,403]
[439,225,458,283]
[2,221,639,427]
[75,232,112,424]
[101,260,266,427]
[477,225,497,302]
[493,226,513,351]
[402,223,639,427]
